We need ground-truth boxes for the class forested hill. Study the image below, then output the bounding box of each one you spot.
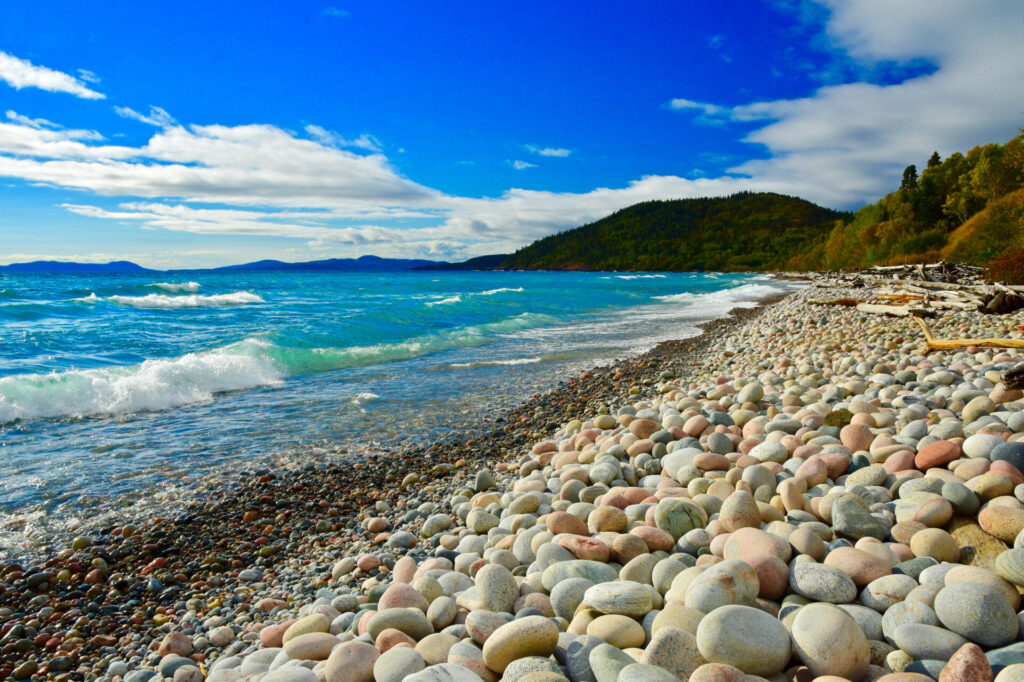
[498,193,846,272]
[797,131,1024,281]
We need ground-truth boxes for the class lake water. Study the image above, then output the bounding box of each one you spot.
[0,269,786,556]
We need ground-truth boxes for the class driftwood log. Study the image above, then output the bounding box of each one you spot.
[913,316,1024,354]
[979,283,1024,315]
[857,303,936,318]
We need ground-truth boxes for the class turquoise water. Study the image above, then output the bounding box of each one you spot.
[0,270,785,554]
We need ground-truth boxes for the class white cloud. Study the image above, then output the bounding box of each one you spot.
[115,106,177,128]
[0,51,104,99]
[663,0,1024,208]
[511,160,537,170]
[668,98,725,116]
[77,69,101,84]
[304,125,382,152]
[667,98,730,126]
[0,119,108,156]
[0,120,436,206]
[5,110,61,130]
[525,145,571,158]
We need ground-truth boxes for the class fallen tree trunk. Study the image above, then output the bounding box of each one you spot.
[857,303,936,317]
[913,316,1024,354]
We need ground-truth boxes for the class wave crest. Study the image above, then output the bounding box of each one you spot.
[149,281,201,293]
[449,357,542,368]
[425,295,462,306]
[109,291,264,309]
[0,342,284,424]
[425,287,523,307]
[655,282,782,305]
[478,287,524,295]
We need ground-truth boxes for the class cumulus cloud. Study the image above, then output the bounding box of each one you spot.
[525,145,571,157]
[0,118,108,156]
[0,120,437,207]
[670,0,1024,206]
[0,51,104,99]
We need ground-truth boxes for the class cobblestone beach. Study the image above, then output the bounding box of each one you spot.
[5,280,1024,682]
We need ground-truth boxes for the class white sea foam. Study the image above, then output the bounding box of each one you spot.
[351,392,380,403]
[426,295,462,306]
[449,357,543,368]
[0,312,554,424]
[425,287,523,307]
[654,282,781,305]
[614,274,667,280]
[109,291,264,308]
[512,281,786,359]
[149,281,201,293]
[478,287,525,295]
[0,339,285,424]
[73,293,100,303]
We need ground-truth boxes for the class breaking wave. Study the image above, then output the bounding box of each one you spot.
[149,281,201,293]
[0,312,554,424]
[108,292,264,308]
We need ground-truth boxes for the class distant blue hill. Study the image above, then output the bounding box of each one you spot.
[0,255,445,274]
[208,255,444,272]
[0,260,156,274]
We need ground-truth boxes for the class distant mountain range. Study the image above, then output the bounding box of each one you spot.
[413,254,508,271]
[210,255,442,272]
[0,260,157,274]
[0,255,445,274]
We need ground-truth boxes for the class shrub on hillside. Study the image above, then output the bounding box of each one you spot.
[989,248,1024,284]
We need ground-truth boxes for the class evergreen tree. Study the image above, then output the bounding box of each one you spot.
[927,151,941,168]
[912,174,944,226]
[901,164,919,192]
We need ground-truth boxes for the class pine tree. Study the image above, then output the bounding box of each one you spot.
[900,164,918,193]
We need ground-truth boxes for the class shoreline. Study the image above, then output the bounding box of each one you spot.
[0,289,792,679]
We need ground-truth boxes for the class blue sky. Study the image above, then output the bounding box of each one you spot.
[0,1,1021,268]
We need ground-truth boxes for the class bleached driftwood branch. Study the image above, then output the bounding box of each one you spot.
[913,316,1024,354]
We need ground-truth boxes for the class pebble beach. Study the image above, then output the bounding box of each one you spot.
[6,279,1024,682]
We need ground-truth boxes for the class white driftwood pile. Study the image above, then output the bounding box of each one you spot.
[808,261,1024,316]
[815,261,986,288]
[861,261,986,285]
